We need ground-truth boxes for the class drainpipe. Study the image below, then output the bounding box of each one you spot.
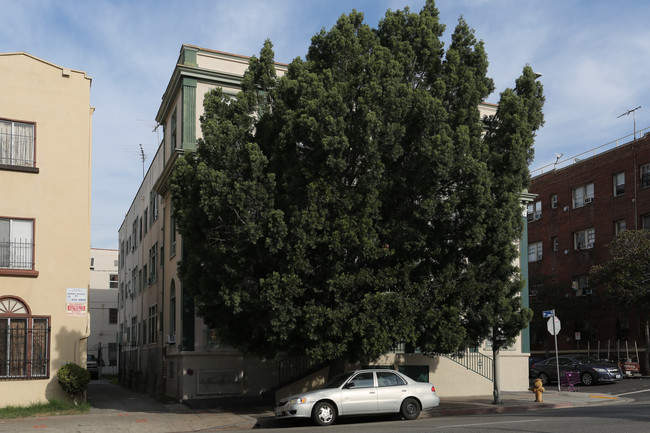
[77,301,91,365]
[633,139,638,229]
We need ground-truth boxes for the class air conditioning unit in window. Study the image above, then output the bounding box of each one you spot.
[586,242,594,249]
[585,288,595,296]
[534,214,541,220]
[584,197,593,204]
[167,334,176,344]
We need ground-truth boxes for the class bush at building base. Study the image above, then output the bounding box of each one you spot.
[57,362,90,404]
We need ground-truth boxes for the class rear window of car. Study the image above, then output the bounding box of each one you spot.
[377,371,406,387]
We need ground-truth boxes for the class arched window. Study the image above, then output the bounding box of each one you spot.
[0,296,50,379]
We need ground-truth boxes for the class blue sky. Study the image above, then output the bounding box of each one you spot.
[3,0,650,249]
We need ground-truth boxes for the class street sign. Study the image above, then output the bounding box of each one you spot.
[542,310,554,318]
[547,316,561,335]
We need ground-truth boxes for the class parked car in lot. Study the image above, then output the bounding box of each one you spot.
[530,355,623,386]
[86,354,99,379]
[275,369,440,426]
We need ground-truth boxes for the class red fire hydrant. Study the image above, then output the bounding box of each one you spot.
[529,378,545,402]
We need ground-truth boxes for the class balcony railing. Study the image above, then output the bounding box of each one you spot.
[0,240,34,270]
[0,132,35,167]
[531,127,650,177]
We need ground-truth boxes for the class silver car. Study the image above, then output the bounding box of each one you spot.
[275,369,440,426]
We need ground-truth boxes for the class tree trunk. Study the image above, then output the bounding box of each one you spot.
[492,346,501,405]
[637,316,650,374]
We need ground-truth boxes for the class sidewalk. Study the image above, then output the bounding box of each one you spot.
[0,380,627,433]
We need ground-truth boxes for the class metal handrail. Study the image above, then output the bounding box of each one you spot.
[440,349,493,381]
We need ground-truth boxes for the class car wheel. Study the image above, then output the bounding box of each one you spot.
[538,372,549,385]
[581,373,594,386]
[400,398,421,420]
[312,401,336,426]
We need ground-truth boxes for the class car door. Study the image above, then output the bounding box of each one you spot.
[558,357,578,375]
[339,372,378,415]
[375,371,408,413]
[541,358,558,381]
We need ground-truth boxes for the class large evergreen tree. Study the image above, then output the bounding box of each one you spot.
[169,0,544,364]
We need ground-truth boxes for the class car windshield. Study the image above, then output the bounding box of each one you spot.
[322,372,356,389]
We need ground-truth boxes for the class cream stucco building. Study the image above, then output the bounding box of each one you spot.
[0,53,93,406]
[88,248,119,375]
[117,45,532,403]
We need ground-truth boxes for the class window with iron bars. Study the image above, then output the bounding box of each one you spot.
[0,297,49,380]
[0,119,35,168]
[0,218,34,271]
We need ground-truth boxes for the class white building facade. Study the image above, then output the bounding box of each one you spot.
[88,248,119,375]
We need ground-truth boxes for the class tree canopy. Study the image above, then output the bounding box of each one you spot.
[590,229,650,306]
[169,0,544,363]
[590,229,650,369]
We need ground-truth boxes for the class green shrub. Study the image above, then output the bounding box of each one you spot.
[57,362,90,397]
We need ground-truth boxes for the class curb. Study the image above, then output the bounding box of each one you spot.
[423,402,575,418]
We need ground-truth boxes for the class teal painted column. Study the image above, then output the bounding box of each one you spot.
[180,239,195,351]
[181,78,197,151]
[520,213,531,353]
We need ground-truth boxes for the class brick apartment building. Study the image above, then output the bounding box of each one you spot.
[527,131,650,363]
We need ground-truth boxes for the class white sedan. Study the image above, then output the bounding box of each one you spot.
[275,369,440,426]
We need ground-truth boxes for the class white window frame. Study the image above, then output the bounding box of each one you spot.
[613,172,625,196]
[148,242,158,284]
[0,119,36,167]
[528,241,543,262]
[643,214,650,230]
[614,219,626,235]
[0,217,34,271]
[641,164,650,188]
[527,200,542,221]
[148,304,158,344]
[573,275,592,296]
[574,228,595,250]
[573,183,594,208]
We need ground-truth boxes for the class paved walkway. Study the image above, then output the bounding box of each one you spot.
[0,380,627,432]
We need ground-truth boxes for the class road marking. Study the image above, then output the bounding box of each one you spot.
[435,418,545,429]
[588,395,618,399]
[615,389,650,397]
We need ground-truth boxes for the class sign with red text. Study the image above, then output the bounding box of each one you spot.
[66,288,88,317]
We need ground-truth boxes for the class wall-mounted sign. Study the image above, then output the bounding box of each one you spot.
[66,288,88,317]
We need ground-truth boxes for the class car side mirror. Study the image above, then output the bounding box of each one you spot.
[343,382,356,389]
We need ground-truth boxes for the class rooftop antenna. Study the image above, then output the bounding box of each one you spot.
[139,144,147,179]
[617,106,641,140]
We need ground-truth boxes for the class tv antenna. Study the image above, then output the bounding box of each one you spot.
[617,106,641,140]
[139,144,147,178]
